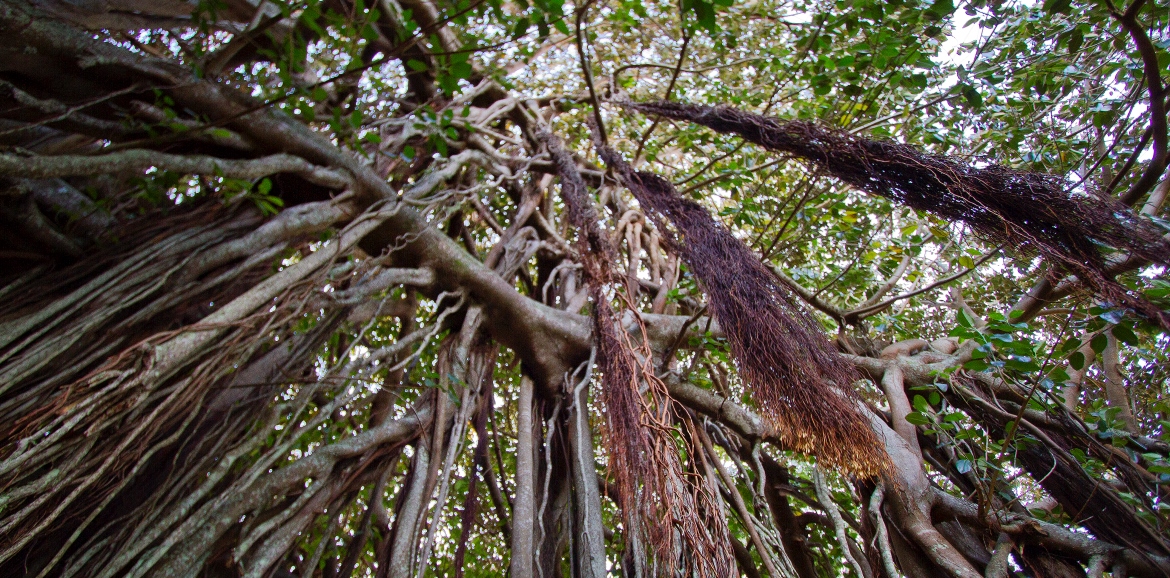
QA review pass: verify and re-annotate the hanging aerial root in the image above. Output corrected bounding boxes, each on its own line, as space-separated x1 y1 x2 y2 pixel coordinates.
621 99 1170 328
536 127 736 577
592 287 736 577
595 143 890 477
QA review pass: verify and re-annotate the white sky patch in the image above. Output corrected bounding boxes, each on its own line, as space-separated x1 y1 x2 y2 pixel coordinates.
938 11 986 71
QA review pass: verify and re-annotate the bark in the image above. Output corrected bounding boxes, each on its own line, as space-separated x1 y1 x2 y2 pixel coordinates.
383 439 431 578
861 407 981 578
511 375 537 578
730 537 763 578
984 534 1012 578
699 427 785 578
813 467 868 578
0 151 349 189
868 484 902 578
879 363 920 454
760 455 820 578
1062 341 1095 411
566 374 607 578
1103 333 1139 432
535 423 572 578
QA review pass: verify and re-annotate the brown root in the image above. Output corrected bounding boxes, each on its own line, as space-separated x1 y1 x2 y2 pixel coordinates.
595 143 890 477
537 127 736 576
621 99 1170 328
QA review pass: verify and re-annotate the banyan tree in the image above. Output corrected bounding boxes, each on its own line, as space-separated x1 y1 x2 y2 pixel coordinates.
1 0 1169 576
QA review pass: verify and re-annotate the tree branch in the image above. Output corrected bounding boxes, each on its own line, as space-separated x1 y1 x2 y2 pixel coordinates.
0 150 350 189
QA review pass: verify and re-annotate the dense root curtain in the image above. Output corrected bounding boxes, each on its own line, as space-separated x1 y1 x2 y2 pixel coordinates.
536 127 735 577
594 144 890 477
621 99 1170 328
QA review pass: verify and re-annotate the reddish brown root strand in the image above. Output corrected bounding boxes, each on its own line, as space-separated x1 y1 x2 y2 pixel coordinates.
622 99 1170 328
537 128 736 576
596 144 889 477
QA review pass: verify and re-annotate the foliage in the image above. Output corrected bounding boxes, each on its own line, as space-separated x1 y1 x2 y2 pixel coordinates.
0 0 1167 575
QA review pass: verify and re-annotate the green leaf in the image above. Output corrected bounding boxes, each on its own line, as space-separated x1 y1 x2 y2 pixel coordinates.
957 308 978 328
1100 309 1125 324
1111 324 1139 347
961 84 983 108
925 0 955 19
450 62 473 80
913 394 930 412
1068 351 1085 370
1090 333 1108 354
1057 337 1081 355
964 359 990 371
684 0 718 33
1006 356 1040 373
401 9 418 32
1043 0 1072 15
512 17 530 38
955 459 972 474
905 412 931 426
1068 28 1084 54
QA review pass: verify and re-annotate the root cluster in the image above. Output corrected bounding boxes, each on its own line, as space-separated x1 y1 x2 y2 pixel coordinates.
596 144 890 477
622 99 1170 328
537 128 735 576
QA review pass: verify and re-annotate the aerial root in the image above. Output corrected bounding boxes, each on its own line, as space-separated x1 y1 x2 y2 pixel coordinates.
595 141 890 478
621 99 1170 329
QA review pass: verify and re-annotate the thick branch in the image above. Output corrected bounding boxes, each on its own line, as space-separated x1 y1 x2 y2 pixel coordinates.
0 150 350 189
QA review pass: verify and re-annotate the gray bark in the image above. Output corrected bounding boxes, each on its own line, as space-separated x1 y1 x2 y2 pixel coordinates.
511 375 536 578
1103 333 1139 432
387 442 431 578
567 378 606 578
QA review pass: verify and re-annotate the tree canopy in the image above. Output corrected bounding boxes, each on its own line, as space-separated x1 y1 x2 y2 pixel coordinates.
0 0 1168 576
